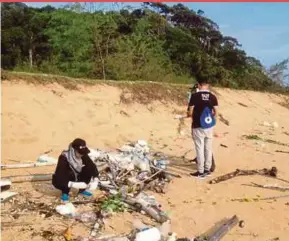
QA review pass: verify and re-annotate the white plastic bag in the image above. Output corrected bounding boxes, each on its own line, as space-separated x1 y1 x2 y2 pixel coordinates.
37 155 57 164
132 153 150 172
88 148 102 161
56 202 77 216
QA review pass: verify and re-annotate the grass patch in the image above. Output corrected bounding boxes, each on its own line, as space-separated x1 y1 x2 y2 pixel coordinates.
2 70 192 105
243 135 262 140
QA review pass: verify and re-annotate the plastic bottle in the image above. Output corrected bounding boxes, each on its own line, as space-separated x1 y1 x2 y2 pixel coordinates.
158 220 171 238
167 232 177 241
132 219 148 231
135 227 161 241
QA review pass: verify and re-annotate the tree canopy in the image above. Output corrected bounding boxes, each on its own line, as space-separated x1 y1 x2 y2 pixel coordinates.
1 2 288 91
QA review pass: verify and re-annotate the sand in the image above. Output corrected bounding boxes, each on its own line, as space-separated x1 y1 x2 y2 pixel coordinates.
1 80 289 240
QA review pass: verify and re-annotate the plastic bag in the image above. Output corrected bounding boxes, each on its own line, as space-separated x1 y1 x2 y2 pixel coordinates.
56 202 77 216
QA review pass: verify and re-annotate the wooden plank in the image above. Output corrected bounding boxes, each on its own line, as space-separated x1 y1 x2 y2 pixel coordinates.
6 174 53 183
0 162 56 169
1 161 107 170
2 164 109 183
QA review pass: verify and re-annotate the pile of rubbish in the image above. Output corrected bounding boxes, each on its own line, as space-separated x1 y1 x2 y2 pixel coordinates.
53 140 189 240
56 201 183 241
88 140 176 195
1 140 246 241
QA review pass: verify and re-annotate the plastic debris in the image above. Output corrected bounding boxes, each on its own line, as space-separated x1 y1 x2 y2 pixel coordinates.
135 227 161 241
56 202 77 216
0 191 18 203
63 227 73 241
37 154 57 164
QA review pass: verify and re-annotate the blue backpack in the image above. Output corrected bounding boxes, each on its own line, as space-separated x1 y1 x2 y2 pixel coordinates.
200 107 216 129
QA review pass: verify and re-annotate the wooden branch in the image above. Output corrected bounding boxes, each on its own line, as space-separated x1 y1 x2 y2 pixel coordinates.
275 150 289 154
105 173 118 189
2 164 108 184
245 182 289 192
209 167 278 184
117 170 131 180
1 162 56 169
150 165 182 178
258 194 289 201
136 169 163 186
218 114 230 126
7 174 53 183
1 161 107 170
232 194 289 202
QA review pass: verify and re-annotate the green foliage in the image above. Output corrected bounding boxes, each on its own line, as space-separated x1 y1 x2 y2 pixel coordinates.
1 2 288 92
243 135 262 140
101 194 126 213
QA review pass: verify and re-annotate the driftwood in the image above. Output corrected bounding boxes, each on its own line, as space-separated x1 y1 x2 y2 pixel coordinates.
1 161 108 170
218 114 230 126
3 164 109 184
259 194 289 201
244 182 289 192
123 196 169 223
150 165 182 178
105 173 119 189
0 162 56 169
275 150 289 154
195 215 239 241
117 170 131 180
4 174 53 183
209 167 278 184
137 169 163 185
232 194 289 202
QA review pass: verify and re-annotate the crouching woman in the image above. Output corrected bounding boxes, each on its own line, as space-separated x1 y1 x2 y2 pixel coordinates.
52 138 99 202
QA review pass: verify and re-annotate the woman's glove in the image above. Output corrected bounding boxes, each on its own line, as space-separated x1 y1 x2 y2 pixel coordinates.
87 177 99 191
68 181 88 189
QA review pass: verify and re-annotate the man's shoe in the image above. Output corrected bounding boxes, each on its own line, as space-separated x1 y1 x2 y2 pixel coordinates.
204 170 212 176
190 172 206 179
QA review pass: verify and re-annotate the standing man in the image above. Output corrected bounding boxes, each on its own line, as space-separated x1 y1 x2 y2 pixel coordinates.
187 83 216 172
187 78 218 178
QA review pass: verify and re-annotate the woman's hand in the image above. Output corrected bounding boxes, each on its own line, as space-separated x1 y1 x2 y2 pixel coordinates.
68 181 88 189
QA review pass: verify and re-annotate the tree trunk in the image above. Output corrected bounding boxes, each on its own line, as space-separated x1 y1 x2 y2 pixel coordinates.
29 48 33 69
29 36 33 69
96 40 105 80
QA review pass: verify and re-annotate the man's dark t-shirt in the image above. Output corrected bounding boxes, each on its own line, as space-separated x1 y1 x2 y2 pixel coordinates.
188 90 218 129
